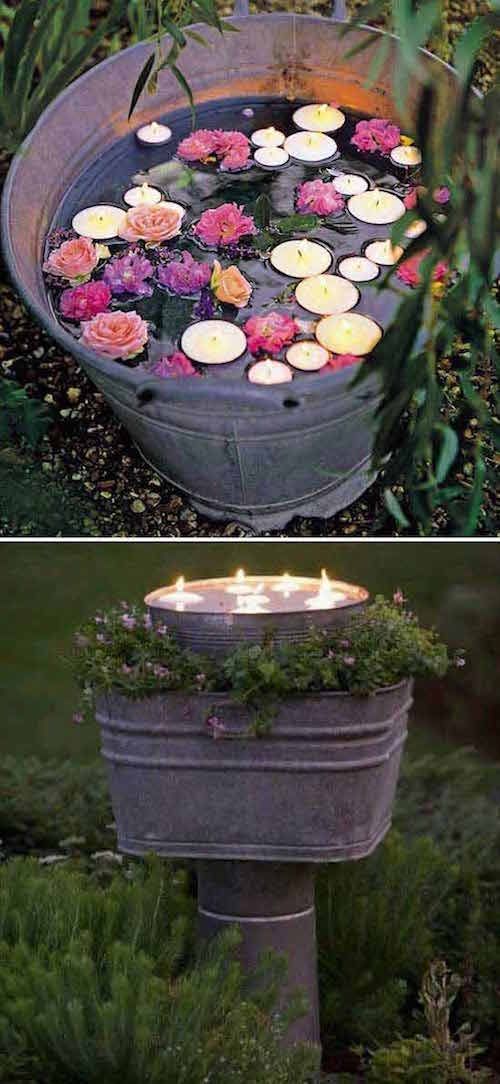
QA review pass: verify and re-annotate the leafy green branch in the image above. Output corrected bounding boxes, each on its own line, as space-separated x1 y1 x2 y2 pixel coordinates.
128 0 237 124
345 0 499 535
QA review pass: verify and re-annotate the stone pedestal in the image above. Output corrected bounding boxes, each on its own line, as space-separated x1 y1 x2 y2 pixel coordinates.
197 860 319 1045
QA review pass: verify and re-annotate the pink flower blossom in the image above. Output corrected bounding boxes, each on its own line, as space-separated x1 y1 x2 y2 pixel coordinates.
177 128 250 171
119 203 184 244
393 589 406 606
351 118 401 156
326 354 360 371
150 351 200 378
194 203 256 247
243 311 298 355
43 236 98 282
157 251 212 294
296 179 345 216
433 186 450 204
403 186 419 210
80 310 148 359
60 281 111 320
214 130 250 171
178 129 218 162
396 250 449 288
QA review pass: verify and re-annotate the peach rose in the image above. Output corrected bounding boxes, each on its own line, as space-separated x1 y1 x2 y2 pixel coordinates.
119 203 184 244
43 237 98 282
211 260 252 308
80 310 148 359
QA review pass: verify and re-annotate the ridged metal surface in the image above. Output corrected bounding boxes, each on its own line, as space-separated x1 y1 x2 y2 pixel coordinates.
1 16 459 529
146 575 368 657
97 681 412 862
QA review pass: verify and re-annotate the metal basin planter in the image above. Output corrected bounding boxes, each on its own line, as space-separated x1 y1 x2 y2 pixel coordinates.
96 679 413 1044
1 11 459 530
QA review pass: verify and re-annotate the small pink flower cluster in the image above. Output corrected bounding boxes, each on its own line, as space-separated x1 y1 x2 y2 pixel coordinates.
194 202 256 247
177 128 250 171
150 351 200 379
60 280 111 320
433 186 450 204
403 186 419 210
243 311 298 356
351 118 401 156
396 250 449 288
296 179 345 216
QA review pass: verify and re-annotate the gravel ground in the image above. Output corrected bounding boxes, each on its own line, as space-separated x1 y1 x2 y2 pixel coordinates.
0 0 497 538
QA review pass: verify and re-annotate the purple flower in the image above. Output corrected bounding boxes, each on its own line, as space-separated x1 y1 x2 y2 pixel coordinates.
157 251 212 295
393 589 406 606
340 639 350 648
72 712 83 725
193 287 215 320
153 664 170 678
150 351 200 379
434 186 450 204
327 649 336 660
156 624 168 636
94 615 104 624
343 656 356 667
121 664 133 674
196 672 206 687
143 614 153 630
121 614 136 631
103 249 154 297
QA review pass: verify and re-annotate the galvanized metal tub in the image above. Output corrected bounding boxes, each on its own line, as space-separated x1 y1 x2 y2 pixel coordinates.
1 14 457 529
97 681 412 862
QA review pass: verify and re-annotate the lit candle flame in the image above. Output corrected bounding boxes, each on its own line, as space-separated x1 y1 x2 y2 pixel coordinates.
175 576 185 594
236 568 246 583
151 121 160 134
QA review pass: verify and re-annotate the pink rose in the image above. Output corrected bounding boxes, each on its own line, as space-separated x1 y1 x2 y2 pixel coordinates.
351 118 401 156
80 309 148 359
119 203 185 244
296 179 345 216
214 130 250 171
59 280 111 320
43 236 98 282
243 311 298 355
403 186 419 210
178 129 218 162
396 250 449 288
194 202 256 247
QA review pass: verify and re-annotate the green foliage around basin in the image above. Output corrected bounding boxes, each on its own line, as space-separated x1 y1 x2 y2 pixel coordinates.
0 858 319 1084
71 596 451 730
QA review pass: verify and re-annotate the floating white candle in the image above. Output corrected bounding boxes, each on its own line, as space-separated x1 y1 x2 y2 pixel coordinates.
348 188 405 225
390 144 422 167
404 218 427 238
181 320 246 365
271 573 302 597
226 569 256 595
305 569 347 609
316 312 382 356
338 256 379 282
251 126 285 147
364 239 403 265
285 341 330 371
123 182 162 207
270 239 332 278
293 103 345 133
254 146 290 169
160 576 203 605
72 204 127 240
284 131 337 163
247 359 293 384
295 274 359 316
136 120 172 145
331 173 369 195
233 595 270 614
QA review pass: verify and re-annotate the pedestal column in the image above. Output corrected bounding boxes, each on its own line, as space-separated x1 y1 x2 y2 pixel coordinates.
197 860 319 1046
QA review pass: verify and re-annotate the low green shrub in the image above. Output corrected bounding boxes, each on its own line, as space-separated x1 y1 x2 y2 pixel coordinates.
316 833 462 1045
0 756 111 852
0 859 319 1084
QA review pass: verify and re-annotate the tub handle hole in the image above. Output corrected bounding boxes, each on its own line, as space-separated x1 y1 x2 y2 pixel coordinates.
282 396 302 409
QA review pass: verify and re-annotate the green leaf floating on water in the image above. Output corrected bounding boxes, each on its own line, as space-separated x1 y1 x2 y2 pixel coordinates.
275 213 318 234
